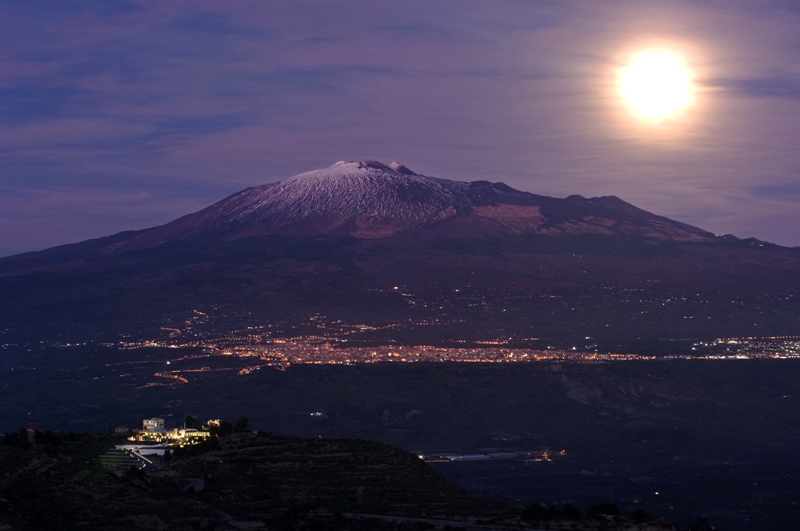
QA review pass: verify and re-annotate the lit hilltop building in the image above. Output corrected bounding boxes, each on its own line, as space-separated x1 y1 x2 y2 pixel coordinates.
129 417 212 445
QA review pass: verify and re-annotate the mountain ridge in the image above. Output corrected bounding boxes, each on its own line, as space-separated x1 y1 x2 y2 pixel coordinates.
1 160 799 345
100 160 715 253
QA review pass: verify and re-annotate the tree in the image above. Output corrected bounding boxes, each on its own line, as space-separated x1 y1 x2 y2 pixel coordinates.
184 415 201 429
234 417 250 433
686 518 717 531
587 504 619 517
1 431 30 450
521 503 582 522
210 420 234 437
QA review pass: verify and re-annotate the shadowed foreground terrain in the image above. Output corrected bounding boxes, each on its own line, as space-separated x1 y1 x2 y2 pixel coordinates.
4 354 800 528
0 432 676 530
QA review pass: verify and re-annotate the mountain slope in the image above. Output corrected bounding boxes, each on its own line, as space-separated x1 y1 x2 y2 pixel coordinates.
1 160 798 346
108 160 713 251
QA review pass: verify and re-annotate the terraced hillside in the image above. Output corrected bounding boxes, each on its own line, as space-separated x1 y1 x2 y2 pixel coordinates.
0 431 676 530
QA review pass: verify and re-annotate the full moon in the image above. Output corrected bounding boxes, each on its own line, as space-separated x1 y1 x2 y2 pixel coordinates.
617 50 695 122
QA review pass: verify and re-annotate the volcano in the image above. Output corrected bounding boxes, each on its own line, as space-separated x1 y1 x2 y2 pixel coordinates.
112 160 713 249
1 160 799 347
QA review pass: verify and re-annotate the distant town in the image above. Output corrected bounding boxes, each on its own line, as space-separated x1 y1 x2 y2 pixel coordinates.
4 307 800 387
122 308 800 363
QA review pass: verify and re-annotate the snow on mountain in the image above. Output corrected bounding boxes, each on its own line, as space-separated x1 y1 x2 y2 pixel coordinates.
114 160 714 250
120 161 471 246
231 160 471 234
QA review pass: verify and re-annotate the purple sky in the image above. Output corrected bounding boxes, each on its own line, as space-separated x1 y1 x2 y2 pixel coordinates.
2 0 800 256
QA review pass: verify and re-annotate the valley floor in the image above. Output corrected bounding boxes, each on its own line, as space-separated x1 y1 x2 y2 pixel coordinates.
3 351 800 529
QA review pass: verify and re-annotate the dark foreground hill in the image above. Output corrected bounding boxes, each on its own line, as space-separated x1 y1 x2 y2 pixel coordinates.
1 160 799 346
0 431 676 530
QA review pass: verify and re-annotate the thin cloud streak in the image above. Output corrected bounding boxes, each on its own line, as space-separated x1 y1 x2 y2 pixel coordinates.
704 77 800 99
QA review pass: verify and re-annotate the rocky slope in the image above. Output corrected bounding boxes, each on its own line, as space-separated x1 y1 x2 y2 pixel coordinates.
110 160 713 250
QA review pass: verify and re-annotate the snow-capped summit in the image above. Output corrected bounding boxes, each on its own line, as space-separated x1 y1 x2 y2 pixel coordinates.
288 160 416 177
115 160 715 250
225 160 469 237
120 161 471 247
388 161 416 175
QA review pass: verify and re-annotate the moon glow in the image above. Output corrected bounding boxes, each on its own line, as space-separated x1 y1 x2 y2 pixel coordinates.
617 50 695 122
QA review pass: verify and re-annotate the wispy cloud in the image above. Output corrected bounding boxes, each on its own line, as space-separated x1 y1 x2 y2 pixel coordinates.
2 0 800 254
751 181 800 197
705 76 800 99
